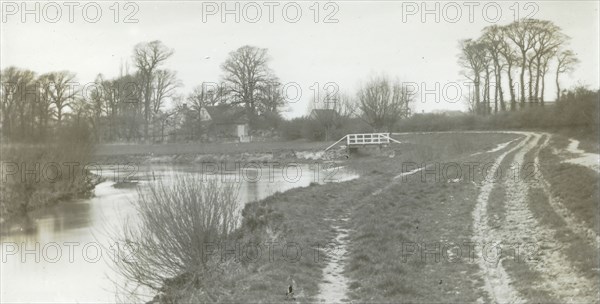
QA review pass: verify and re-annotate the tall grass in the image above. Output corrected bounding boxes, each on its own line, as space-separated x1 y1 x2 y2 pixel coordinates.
110 176 241 301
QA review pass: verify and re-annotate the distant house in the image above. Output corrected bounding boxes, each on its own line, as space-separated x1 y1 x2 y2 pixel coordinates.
203 105 251 142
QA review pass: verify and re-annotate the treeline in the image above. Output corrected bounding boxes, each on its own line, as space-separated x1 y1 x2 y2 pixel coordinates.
1 18 591 144
397 87 598 136
459 18 579 114
0 42 286 143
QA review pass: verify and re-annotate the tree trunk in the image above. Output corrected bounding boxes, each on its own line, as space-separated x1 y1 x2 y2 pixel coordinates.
555 71 561 102
57 109 62 126
493 67 499 114
519 54 527 109
485 68 491 115
507 64 516 111
534 56 542 103
541 73 546 106
527 61 534 105
497 67 505 111
144 80 151 143
475 76 481 113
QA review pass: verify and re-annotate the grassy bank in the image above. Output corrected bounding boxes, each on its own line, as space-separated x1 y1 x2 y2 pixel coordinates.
113 130 597 303
341 133 520 302
0 142 97 221
156 132 520 302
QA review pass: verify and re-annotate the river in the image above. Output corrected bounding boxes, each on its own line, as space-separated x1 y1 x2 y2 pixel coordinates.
0 163 357 303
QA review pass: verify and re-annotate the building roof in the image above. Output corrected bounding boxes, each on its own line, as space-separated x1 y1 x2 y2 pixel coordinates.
204 105 249 125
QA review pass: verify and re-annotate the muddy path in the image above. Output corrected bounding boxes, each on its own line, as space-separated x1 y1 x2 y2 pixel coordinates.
315 131 598 303
472 133 530 303
316 217 351 303
473 131 599 303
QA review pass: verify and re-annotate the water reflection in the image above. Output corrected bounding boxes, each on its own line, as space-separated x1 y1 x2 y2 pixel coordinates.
1 163 357 303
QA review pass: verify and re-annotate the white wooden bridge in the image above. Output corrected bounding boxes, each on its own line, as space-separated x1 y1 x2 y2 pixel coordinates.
325 133 401 151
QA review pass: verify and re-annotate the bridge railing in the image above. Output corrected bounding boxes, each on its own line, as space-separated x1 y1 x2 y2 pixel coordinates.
325 133 401 151
347 133 391 145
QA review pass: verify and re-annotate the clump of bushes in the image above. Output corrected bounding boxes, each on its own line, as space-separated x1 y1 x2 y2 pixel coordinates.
0 140 95 219
111 176 241 302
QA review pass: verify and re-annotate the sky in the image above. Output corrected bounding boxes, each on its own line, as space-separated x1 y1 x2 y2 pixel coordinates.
1 1 599 118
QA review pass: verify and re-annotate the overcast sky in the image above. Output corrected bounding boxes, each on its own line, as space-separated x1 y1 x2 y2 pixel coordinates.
2 1 598 118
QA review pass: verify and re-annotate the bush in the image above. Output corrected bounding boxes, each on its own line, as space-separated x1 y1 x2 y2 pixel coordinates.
0 139 94 219
110 176 241 300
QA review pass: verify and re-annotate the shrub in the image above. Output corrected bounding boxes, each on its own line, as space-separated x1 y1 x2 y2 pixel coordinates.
110 176 241 299
0 140 94 219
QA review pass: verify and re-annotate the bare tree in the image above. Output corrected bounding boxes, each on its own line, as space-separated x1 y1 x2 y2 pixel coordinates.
482 49 493 115
336 92 359 118
187 83 224 110
257 79 285 115
70 96 93 129
99 78 119 141
555 49 579 102
504 19 537 108
529 20 566 105
357 76 413 131
152 69 180 114
84 74 107 142
499 26 520 111
462 19 570 112
184 84 224 140
482 25 506 112
220 45 273 122
0 67 37 139
459 39 487 114
46 71 77 126
36 73 55 138
132 40 174 142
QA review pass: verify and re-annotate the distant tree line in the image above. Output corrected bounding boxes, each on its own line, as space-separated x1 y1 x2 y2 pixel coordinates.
284 75 414 141
2 18 589 143
459 18 579 114
0 42 287 143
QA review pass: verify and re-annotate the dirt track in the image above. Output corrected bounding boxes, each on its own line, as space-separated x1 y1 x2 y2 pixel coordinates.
318 131 599 303
472 131 599 303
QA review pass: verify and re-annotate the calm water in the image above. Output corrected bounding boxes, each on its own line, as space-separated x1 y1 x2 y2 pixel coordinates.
0 163 357 303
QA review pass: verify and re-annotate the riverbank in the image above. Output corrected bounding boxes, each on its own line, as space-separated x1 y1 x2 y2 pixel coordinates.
149 132 517 302
146 130 598 303
0 142 99 223
92 140 354 168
